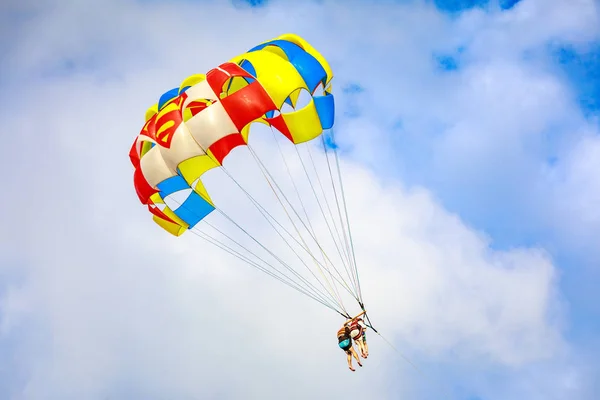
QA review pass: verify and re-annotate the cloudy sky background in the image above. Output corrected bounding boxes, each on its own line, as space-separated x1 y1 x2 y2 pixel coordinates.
1 0 599 399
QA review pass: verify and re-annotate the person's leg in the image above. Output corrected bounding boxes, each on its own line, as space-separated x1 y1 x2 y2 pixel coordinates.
351 347 362 367
357 338 366 357
351 330 364 356
346 351 355 371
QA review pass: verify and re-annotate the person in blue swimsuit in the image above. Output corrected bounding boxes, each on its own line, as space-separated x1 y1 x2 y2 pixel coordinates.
337 321 362 371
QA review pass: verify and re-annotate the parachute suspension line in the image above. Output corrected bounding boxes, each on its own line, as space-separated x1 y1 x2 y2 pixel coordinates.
268 131 332 282
200 219 341 310
321 129 364 309
266 130 347 310
179 126 340 284
244 144 355 304
245 143 350 316
244 142 356 298
162 189 348 317
212 206 349 315
268 130 356 302
212 151 345 283
291 143 360 304
142 113 352 318
330 128 363 304
213 162 350 314
321 134 362 303
192 145 353 315
191 228 337 312
364 318 457 399
297 141 361 299
158 169 348 315
213 165 350 316
365 323 427 378
321 135 354 276
189 228 341 314
304 142 355 285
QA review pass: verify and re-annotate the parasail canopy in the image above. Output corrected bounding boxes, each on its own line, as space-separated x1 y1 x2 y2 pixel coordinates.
129 33 365 319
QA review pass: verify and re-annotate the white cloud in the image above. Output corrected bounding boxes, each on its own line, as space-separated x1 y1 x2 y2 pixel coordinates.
546 128 600 250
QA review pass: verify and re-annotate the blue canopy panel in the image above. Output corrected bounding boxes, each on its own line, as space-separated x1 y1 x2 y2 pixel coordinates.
156 175 215 228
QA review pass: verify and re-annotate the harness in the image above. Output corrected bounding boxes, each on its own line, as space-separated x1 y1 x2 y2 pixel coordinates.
337 326 350 342
350 320 363 340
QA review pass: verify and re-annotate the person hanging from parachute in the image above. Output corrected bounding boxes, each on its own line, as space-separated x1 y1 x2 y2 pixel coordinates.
349 311 368 358
337 319 362 371
357 317 369 357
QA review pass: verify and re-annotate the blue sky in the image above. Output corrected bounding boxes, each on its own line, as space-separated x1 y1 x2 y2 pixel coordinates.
1 0 599 399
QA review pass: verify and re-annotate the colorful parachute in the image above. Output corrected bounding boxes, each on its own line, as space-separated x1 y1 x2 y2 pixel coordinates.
129 34 365 319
